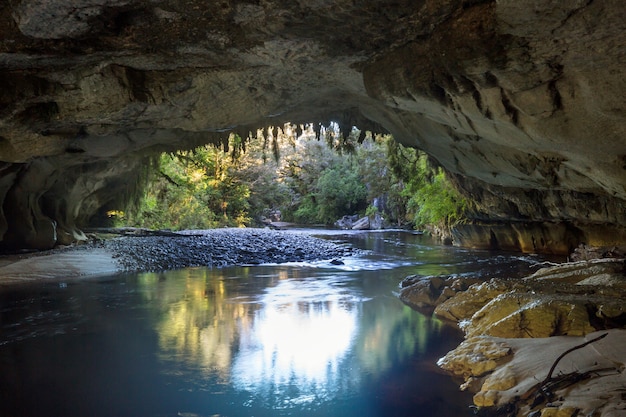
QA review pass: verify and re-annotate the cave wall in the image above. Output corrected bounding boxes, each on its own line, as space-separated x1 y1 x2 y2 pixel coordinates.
0 0 624 251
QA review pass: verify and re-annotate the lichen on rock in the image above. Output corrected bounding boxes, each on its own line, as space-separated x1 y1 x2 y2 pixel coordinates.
437 336 513 380
404 254 626 416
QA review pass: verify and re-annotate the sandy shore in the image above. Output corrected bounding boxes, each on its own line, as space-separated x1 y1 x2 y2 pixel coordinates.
0 228 355 285
0 248 119 285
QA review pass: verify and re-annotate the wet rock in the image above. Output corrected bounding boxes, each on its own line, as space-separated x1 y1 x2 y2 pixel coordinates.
399 278 440 311
369 212 384 230
538 407 580 417
403 256 626 339
399 275 482 314
421 255 626 416
335 215 359 230
481 365 516 392
570 244 626 262
466 294 594 338
439 330 626 416
351 217 370 230
524 258 626 286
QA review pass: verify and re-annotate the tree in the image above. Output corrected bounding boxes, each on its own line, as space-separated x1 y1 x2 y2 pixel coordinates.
387 142 468 230
121 123 469 234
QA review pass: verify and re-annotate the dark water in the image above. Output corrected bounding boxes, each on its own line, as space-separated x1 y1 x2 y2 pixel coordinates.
0 231 552 417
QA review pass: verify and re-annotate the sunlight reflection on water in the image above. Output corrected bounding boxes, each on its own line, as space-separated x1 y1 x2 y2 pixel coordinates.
0 231 504 417
151 264 441 413
231 277 362 407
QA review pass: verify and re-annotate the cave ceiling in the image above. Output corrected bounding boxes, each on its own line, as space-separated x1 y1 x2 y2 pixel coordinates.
0 0 625 250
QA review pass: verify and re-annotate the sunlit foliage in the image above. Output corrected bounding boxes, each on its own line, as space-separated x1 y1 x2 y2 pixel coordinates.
121 123 468 231
126 138 251 229
386 140 468 229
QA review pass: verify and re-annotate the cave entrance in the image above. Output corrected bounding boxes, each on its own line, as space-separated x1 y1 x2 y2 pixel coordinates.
97 122 467 236
100 122 396 230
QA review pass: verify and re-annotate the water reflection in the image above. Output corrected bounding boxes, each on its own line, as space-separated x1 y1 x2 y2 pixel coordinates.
232 277 360 408
0 231 492 417
143 265 443 412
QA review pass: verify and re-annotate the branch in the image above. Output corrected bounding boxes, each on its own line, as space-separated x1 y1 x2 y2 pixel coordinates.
542 332 608 385
159 170 181 187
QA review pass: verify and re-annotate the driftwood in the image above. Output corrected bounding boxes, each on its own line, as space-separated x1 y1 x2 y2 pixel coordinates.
522 333 610 408
543 332 608 385
477 333 614 416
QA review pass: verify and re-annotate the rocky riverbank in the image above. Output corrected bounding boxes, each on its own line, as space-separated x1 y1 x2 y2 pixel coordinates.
106 228 356 271
399 246 626 417
0 228 356 284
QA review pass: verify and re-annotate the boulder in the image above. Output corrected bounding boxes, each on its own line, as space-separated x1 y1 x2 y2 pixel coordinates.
437 336 512 380
434 279 509 322
399 275 481 314
351 216 370 230
465 294 594 338
335 215 359 230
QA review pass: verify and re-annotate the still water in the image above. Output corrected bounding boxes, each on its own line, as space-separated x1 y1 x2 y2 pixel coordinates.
0 231 550 417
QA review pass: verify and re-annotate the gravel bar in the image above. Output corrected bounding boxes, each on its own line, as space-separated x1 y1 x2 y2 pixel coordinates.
102 228 356 272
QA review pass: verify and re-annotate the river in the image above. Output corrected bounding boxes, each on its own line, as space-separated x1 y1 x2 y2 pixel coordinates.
0 230 552 417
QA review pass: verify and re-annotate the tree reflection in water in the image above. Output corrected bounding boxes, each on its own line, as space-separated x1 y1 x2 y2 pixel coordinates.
140 264 444 411
232 277 360 407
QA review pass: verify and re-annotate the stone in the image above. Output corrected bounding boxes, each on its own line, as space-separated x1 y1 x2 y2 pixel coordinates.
539 407 580 417
0 0 624 250
465 295 594 338
399 277 441 311
437 330 626 416
437 336 512 379
335 215 359 230
481 365 516 392
525 259 626 285
369 212 384 230
399 274 479 313
351 216 370 230
473 390 499 408
434 279 509 322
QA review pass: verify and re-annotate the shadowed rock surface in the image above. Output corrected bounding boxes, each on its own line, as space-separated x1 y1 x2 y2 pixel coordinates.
0 0 625 250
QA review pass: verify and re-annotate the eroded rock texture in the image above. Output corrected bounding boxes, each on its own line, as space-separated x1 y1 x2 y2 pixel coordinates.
0 0 625 250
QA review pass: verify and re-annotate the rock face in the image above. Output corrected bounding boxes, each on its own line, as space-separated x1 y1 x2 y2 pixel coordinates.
400 258 626 415
0 0 625 250
400 258 626 338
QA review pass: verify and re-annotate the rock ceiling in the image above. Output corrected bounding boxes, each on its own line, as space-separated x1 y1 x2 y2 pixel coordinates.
0 0 625 250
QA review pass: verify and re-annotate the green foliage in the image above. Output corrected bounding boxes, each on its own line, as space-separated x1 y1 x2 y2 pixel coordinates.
280 128 369 225
292 195 319 224
356 134 409 225
388 146 468 230
122 123 469 233
315 157 368 224
365 204 378 218
407 168 468 228
126 136 251 230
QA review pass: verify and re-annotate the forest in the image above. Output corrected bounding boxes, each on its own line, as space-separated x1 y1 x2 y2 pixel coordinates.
115 124 469 235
